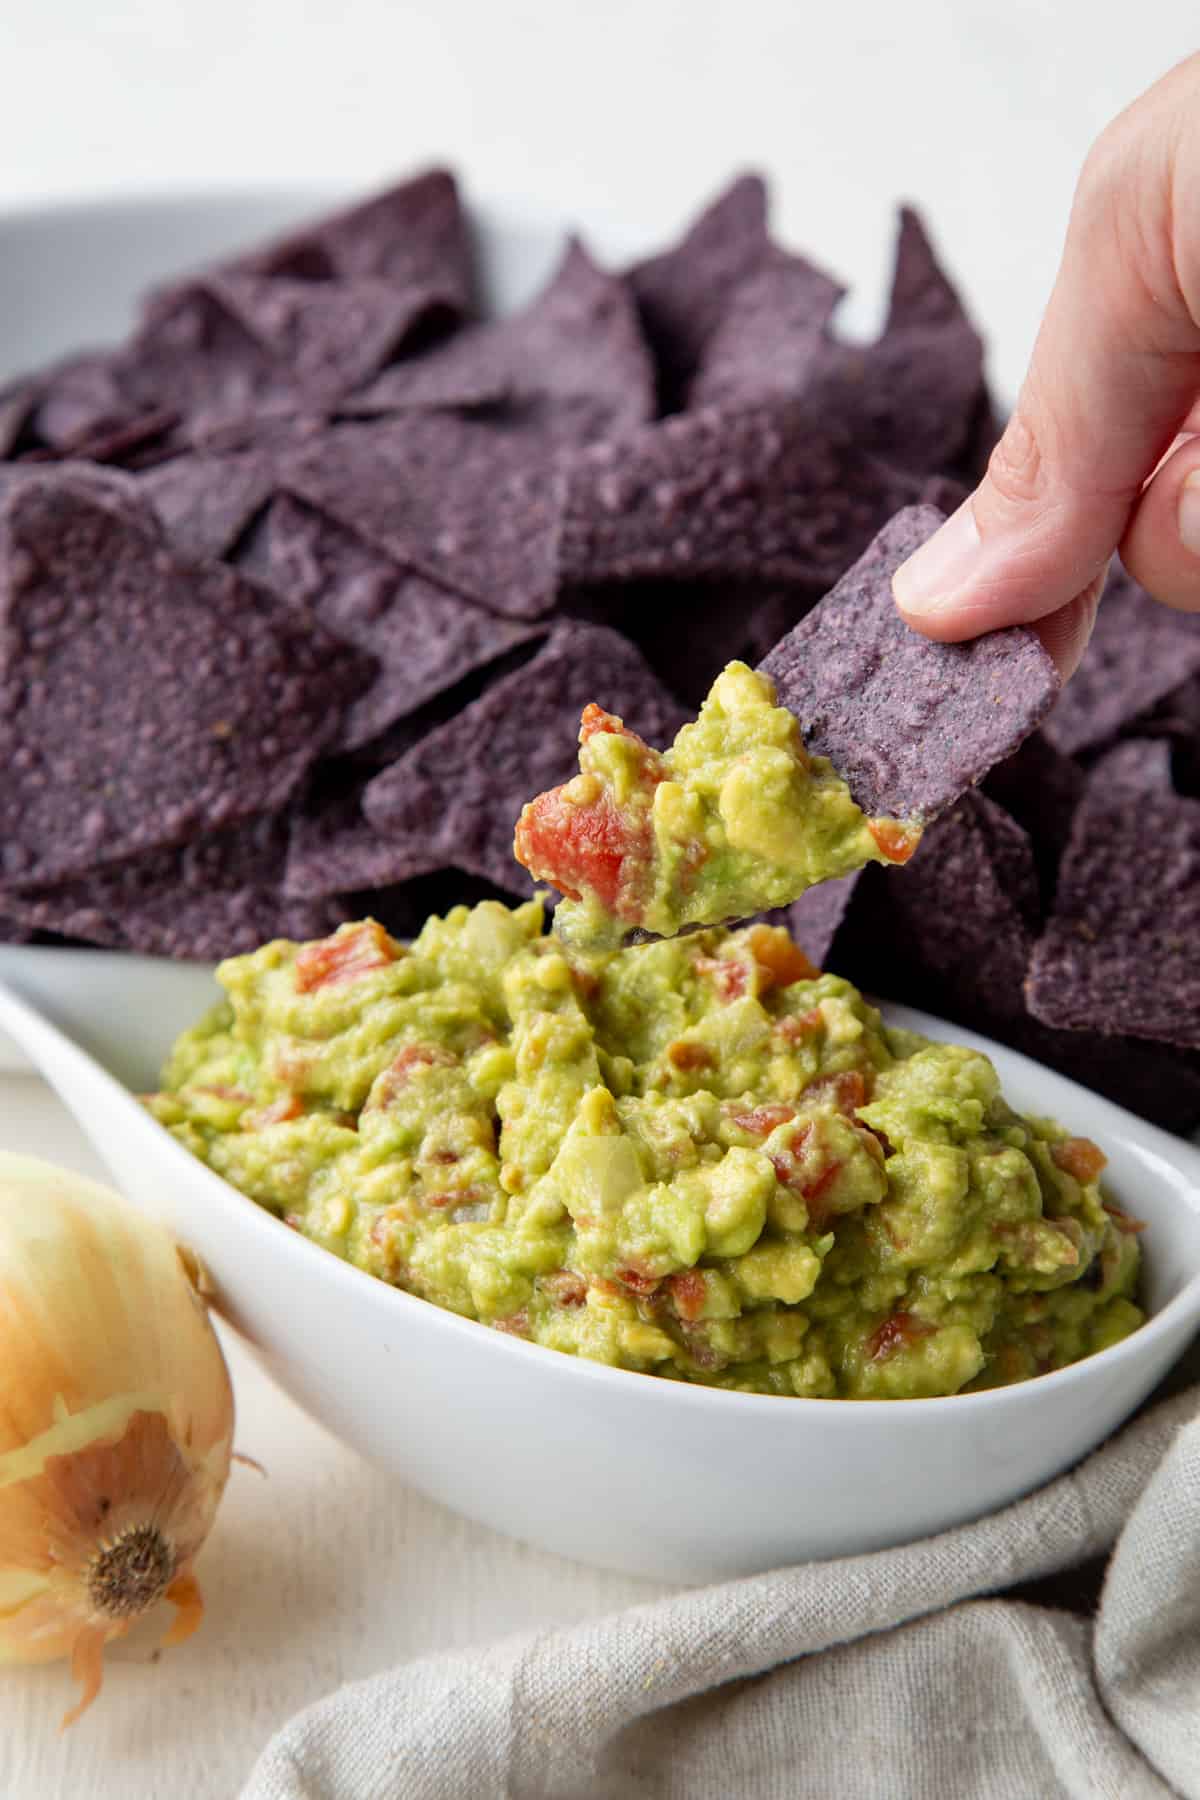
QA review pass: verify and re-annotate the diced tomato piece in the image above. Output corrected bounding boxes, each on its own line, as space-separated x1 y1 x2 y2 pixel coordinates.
667 1269 708 1321
493 1309 530 1338
1051 1137 1108 1184
866 1311 936 1360
805 1068 869 1113
728 1102 797 1138
868 819 922 864
294 920 398 992
580 703 635 742
696 956 748 1003
542 1269 588 1307
774 1008 824 1046
243 1092 303 1131
768 1124 813 1187
515 787 643 913
615 1265 662 1297
745 924 819 991
370 1044 457 1109
198 1083 251 1103
1102 1203 1147 1235
666 1039 716 1072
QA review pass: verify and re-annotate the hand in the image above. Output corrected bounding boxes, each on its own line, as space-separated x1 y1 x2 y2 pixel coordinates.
893 53 1200 677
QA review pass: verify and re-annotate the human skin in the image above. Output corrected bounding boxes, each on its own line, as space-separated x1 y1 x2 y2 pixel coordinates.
892 53 1200 676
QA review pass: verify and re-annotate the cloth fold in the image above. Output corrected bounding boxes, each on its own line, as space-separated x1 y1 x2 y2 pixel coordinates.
242 1374 1200 1800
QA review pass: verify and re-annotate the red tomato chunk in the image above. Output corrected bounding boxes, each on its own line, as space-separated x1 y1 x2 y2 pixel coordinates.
294 920 398 992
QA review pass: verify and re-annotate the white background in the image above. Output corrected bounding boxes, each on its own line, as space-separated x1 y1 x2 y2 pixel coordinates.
0 5 1196 1796
0 4 1195 400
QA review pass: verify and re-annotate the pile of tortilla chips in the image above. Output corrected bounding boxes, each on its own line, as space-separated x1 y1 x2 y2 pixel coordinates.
2 168 1198 1131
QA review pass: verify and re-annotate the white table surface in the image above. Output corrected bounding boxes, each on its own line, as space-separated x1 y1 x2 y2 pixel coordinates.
0 5 1197 1794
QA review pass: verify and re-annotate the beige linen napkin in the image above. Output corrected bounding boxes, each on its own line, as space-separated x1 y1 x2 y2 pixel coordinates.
241 1357 1200 1800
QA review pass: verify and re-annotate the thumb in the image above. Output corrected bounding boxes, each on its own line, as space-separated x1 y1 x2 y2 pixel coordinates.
894 54 1200 641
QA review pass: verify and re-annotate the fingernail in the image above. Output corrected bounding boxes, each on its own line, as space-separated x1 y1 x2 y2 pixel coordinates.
1178 472 1200 557
892 500 982 618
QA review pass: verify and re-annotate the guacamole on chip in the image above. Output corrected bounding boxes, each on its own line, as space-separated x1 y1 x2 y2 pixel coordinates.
514 662 920 949
149 900 1144 1399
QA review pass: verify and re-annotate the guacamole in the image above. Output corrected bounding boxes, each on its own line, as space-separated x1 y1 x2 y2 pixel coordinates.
513 662 921 951
147 900 1144 1399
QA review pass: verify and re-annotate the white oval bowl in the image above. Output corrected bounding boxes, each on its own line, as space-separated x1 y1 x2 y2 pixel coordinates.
1 193 1198 1583
0 947 1198 1584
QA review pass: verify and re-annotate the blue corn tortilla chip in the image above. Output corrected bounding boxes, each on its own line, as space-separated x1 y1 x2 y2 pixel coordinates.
283 778 439 901
1025 741 1200 1047
361 623 688 893
222 169 474 304
981 730 1085 909
782 872 862 969
628 174 770 411
120 273 457 443
887 205 971 330
0 476 371 886
136 449 276 562
348 239 655 433
0 815 344 959
558 401 925 592
276 409 575 620
688 245 844 407
243 495 544 749
564 574 819 711
0 379 39 458
759 505 1060 819
831 789 1200 1133
801 209 987 478
1041 562 1200 757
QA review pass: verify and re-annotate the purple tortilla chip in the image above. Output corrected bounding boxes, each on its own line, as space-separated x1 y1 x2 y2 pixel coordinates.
758 505 1060 819
117 286 295 440
628 174 770 410
832 791 1200 1132
348 239 655 433
801 209 986 478
782 873 861 970
222 169 474 308
245 495 544 749
277 411 570 620
1026 741 1200 1047
137 449 276 562
27 352 136 452
122 272 454 441
197 272 456 398
0 476 370 886
0 380 40 459
886 206 972 332
0 815 344 959
361 623 688 893
981 730 1085 908
282 778 438 900
1138 673 1200 795
558 401 925 592
1042 562 1200 758
841 792 1038 1017
565 574 816 711
690 246 844 407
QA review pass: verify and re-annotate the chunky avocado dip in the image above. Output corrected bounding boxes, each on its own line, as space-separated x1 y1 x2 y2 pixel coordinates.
147 900 1144 1399
514 663 921 951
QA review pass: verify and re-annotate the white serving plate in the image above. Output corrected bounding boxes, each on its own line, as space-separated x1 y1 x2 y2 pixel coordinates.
1 193 1199 1585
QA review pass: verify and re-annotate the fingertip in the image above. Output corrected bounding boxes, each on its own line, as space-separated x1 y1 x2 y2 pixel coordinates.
1119 435 1200 613
1032 575 1105 681
891 500 983 629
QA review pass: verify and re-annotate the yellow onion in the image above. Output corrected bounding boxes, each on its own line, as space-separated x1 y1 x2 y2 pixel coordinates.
0 1153 234 1726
